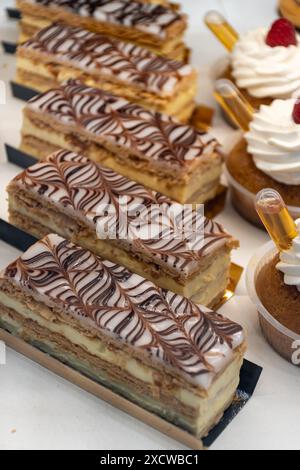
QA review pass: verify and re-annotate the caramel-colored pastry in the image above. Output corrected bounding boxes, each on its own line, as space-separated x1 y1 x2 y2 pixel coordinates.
227 139 300 208
254 217 300 363
20 81 223 205
0 233 246 438
226 97 300 225
7 150 238 306
257 254 300 336
279 0 300 28
16 0 188 60
16 23 197 122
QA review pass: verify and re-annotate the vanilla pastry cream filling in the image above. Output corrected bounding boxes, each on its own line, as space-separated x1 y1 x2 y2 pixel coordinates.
16 57 197 120
16 22 193 98
18 0 186 41
0 233 245 436
18 12 187 59
20 117 222 204
0 293 244 435
16 19 196 120
8 193 231 305
19 22 187 61
10 209 230 307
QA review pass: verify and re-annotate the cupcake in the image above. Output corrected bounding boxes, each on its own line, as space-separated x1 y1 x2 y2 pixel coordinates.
279 0 300 28
227 97 300 225
257 246 300 337
224 18 300 108
247 203 300 365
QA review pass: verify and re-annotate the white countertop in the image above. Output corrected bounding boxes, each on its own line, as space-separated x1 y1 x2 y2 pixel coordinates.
1 0 300 451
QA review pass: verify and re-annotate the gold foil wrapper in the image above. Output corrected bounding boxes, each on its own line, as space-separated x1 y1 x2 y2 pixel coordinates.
190 104 215 132
226 262 243 302
216 262 244 309
205 185 228 219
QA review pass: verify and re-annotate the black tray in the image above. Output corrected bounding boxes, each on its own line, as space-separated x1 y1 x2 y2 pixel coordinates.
1 41 17 54
10 81 39 101
6 7 21 20
6 144 37 169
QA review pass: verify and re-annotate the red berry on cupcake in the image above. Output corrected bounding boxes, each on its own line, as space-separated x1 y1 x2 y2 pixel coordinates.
266 19 297 47
292 99 300 124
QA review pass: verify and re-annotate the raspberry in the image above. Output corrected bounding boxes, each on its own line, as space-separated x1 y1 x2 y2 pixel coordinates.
266 19 297 47
292 99 300 124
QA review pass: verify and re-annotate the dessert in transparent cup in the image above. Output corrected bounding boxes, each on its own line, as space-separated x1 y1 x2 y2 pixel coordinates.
246 241 300 365
225 166 300 227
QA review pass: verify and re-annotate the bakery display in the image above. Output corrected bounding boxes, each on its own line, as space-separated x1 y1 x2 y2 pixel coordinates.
279 0 300 28
206 12 300 108
15 23 197 122
247 188 300 364
16 0 188 61
0 233 246 437
20 80 223 205
7 149 238 306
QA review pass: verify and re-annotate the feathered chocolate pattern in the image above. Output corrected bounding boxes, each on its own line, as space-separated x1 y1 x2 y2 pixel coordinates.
4 233 244 387
20 23 192 95
13 150 231 276
27 80 218 168
22 0 184 39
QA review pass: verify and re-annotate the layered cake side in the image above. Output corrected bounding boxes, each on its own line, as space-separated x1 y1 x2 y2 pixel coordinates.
7 150 238 307
257 253 300 335
20 81 223 205
16 23 197 122
16 0 188 60
0 233 246 438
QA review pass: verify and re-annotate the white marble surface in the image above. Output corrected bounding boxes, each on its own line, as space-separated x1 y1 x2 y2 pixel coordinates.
0 0 300 451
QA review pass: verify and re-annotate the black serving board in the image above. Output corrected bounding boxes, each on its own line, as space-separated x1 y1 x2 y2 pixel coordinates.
6 7 21 20
10 81 39 101
1 41 17 54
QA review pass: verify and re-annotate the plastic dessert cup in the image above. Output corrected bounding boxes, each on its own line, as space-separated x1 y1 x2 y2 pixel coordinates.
246 241 300 366
225 166 300 227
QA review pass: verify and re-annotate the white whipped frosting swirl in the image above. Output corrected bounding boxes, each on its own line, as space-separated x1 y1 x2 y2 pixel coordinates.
232 27 300 99
246 98 300 185
277 219 300 290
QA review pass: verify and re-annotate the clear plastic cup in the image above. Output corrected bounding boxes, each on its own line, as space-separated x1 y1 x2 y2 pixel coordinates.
246 241 300 366
225 166 300 227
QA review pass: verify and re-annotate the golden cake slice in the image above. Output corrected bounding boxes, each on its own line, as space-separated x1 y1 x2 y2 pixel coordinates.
17 0 188 60
20 81 223 205
0 233 246 438
7 150 238 306
16 23 197 122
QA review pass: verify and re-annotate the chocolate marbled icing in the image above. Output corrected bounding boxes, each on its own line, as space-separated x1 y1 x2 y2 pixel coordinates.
11 150 233 277
26 81 219 169
19 23 193 96
2 233 244 387
20 0 185 39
